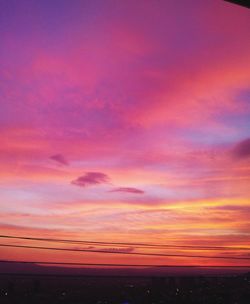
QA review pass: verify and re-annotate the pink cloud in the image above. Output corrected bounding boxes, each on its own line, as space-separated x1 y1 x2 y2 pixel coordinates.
109 187 144 194
232 138 250 159
71 172 110 188
50 154 69 166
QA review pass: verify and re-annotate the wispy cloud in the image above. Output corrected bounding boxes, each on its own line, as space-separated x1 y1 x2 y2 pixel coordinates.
71 172 110 187
206 205 250 212
110 187 144 194
50 154 69 166
232 138 250 159
85 246 134 253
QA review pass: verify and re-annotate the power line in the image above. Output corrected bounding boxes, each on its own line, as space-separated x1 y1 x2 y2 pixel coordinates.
1 243 250 260
0 260 249 268
0 234 249 251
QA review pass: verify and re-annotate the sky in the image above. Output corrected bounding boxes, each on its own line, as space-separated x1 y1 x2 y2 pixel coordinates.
0 0 250 268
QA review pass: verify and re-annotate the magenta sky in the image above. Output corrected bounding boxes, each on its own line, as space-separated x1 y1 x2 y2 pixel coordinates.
0 0 250 266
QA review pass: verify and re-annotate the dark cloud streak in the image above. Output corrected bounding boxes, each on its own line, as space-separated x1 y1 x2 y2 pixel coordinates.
110 187 144 194
50 154 69 166
232 138 250 159
71 172 110 187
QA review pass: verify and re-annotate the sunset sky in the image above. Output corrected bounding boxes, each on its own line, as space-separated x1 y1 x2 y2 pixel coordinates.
0 0 250 267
